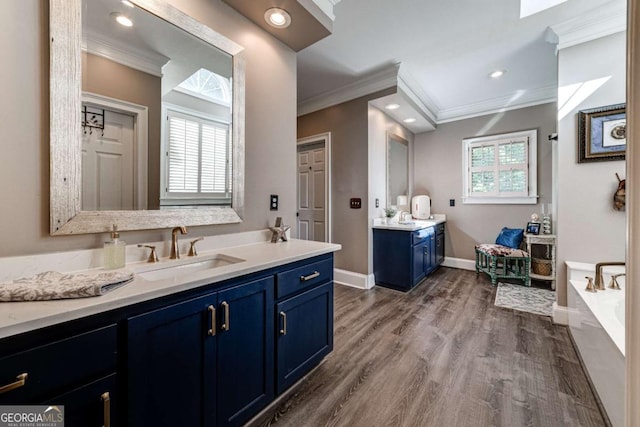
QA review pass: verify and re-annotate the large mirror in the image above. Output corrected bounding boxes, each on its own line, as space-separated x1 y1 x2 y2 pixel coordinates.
386 133 409 209
50 0 245 235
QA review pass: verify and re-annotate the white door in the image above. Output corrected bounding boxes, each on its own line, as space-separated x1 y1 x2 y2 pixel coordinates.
82 107 135 211
297 145 326 241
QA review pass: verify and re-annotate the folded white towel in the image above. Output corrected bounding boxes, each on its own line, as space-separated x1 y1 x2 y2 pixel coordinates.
0 271 134 302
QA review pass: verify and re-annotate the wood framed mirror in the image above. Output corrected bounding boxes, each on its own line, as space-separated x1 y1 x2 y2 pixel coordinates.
49 0 245 235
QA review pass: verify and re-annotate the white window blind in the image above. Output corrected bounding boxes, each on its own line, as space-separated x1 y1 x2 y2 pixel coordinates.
463 130 537 204
164 110 231 205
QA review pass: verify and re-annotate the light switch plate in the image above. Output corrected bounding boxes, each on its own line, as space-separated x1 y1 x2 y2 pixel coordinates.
350 198 362 209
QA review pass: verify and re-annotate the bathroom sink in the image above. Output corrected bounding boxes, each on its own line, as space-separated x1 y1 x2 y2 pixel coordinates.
135 254 245 281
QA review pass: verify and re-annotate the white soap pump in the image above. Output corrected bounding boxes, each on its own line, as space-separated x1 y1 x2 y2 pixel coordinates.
104 224 126 269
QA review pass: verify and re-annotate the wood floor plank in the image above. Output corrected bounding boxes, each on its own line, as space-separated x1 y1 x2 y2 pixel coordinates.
255 268 607 427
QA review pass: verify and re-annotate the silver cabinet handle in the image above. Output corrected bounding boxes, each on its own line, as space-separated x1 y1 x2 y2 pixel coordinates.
207 305 216 336
279 311 287 335
221 301 230 331
101 392 111 427
300 271 320 282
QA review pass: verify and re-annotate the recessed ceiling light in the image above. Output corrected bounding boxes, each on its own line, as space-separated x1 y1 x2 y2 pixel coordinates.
490 70 506 79
111 12 133 27
264 8 291 28
403 118 416 123
385 103 400 110
121 0 135 7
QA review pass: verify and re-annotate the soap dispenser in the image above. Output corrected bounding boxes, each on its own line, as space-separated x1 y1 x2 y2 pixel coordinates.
104 224 126 269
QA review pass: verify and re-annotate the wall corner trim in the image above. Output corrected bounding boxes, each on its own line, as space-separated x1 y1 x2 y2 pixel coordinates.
441 257 476 271
552 302 569 325
334 268 375 290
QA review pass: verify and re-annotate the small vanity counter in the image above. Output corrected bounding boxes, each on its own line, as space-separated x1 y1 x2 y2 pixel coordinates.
373 215 446 291
0 236 340 339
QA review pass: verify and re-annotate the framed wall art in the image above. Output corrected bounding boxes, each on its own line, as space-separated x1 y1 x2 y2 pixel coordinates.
578 103 626 163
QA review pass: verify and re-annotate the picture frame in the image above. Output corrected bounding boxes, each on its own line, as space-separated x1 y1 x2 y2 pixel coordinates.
526 222 540 235
578 103 626 163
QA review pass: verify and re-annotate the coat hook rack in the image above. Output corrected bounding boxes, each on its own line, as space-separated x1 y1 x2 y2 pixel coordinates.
81 106 105 137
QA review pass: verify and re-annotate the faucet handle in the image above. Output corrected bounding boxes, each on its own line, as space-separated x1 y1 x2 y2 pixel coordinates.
188 237 204 257
138 244 159 263
585 276 597 293
609 273 625 290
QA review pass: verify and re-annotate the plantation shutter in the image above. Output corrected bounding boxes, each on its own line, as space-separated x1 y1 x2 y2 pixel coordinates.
166 110 231 204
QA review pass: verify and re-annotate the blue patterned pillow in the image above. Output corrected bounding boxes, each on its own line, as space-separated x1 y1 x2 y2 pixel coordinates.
495 227 524 249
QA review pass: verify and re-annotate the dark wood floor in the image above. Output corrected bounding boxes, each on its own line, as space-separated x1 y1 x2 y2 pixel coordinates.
256 267 607 427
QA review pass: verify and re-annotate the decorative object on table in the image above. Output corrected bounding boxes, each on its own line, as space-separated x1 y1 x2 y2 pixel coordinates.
614 173 626 211
541 215 551 234
494 282 555 316
578 103 626 163
269 217 290 243
383 207 397 224
526 222 540 235
530 213 540 222
0 270 134 302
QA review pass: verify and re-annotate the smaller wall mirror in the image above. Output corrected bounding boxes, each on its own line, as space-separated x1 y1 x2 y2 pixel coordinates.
386 133 409 209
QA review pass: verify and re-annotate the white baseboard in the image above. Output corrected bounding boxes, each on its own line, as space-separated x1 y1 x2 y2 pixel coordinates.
552 302 569 325
441 257 476 271
334 268 375 290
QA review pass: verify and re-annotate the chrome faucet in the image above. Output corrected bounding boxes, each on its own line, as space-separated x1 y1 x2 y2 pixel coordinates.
170 226 188 259
594 261 625 291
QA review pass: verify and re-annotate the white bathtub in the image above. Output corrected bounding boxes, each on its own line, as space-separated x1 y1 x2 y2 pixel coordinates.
566 261 625 427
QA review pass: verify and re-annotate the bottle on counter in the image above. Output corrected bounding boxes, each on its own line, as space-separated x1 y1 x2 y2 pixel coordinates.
104 224 126 269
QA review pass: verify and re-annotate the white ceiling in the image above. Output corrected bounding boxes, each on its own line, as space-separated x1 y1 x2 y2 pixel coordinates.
297 0 621 128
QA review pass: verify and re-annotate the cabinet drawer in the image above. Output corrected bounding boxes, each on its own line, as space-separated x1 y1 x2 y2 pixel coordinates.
46 374 117 427
0 324 117 404
413 228 432 245
276 257 333 299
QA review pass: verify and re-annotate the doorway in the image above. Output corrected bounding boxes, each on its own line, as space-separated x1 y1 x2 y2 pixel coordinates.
81 92 149 210
296 133 331 242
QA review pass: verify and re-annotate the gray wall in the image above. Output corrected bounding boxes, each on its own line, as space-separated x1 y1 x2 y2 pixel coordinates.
413 103 556 261
297 88 395 275
556 32 626 306
0 0 297 257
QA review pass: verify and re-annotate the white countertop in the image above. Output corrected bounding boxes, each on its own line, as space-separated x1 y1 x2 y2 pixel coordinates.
372 214 446 231
0 238 340 339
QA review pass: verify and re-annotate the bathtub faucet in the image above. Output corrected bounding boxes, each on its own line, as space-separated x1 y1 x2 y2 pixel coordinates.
594 261 625 291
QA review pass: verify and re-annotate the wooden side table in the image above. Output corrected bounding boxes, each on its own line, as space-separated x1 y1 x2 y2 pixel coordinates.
524 233 556 290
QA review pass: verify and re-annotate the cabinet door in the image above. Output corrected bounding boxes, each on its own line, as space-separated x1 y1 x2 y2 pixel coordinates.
127 293 217 427
217 277 274 427
46 374 116 427
276 282 333 394
436 232 445 265
412 243 426 285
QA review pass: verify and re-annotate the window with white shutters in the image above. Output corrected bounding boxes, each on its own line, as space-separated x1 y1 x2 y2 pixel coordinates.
462 129 537 204
162 109 231 205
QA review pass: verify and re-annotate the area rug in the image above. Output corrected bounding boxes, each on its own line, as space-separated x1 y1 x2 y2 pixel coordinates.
495 282 555 316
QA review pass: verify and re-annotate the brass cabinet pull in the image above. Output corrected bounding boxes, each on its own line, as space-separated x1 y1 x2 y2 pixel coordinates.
221 301 230 331
300 271 320 282
279 311 287 335
207 305 216 336
101 392 111 427
0 373 28 395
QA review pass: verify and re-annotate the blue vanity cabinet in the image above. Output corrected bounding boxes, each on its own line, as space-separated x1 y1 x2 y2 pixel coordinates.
275 255 334 395
0 324 118 426
127 292 218 427
373 224 444 291
127 276 274 427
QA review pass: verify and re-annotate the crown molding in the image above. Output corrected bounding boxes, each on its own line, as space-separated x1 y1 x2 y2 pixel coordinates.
297 64 400 116
397 72 438 125
307 0 342 21
546 0 626 51
83 30 169 77
436 84 557 123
